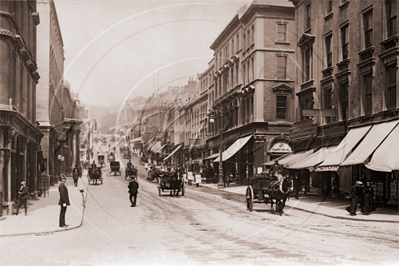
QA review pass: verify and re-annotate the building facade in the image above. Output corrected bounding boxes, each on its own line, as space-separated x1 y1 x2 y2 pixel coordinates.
207 0 296 182
36 0 81 185
290 0 398 203
0 0 43 215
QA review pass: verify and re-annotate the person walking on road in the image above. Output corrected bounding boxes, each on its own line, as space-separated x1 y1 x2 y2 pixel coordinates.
15 181 29 216
58 175 70 227
346 181 363 216
128 177 139 207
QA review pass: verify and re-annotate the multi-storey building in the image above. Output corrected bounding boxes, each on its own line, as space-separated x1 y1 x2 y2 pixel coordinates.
0 0 43 215
36 0 81 184
289 0 398 203
207 0 296 182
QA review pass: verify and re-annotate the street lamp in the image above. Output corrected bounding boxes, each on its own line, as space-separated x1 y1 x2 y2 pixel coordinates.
209 110 225 189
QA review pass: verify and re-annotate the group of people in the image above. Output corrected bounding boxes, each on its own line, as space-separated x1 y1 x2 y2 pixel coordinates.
346 180 376 216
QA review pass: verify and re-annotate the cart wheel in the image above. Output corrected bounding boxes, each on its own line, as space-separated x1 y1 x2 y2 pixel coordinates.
158 187 161 196
246 186 253 211
181 187 185 196
88 178 91 185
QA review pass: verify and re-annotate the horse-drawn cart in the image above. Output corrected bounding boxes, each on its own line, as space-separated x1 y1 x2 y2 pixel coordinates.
125 167 137 180
246 176 293 215
157 171 184 196
88 166 103 185
110 161 121 176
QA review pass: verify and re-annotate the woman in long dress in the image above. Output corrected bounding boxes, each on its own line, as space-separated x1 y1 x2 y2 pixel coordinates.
362 181 376 215
346 181 363 216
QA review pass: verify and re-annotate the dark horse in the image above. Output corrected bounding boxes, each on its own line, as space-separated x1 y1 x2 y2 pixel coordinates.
267 175 294 215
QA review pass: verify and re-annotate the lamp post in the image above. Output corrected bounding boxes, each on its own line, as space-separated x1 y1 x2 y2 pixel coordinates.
209 111 225 189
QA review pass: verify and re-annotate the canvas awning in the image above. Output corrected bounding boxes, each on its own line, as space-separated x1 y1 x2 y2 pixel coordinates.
204 153 220 160
154 144 167 153
214 135 252 162
130 136 142 143
149 141 161 152
316 125 372 171
289 146 337 170
163 144 183 161
365 122 399 172
263 153 293 166
263 149 315 168
341 120 399 167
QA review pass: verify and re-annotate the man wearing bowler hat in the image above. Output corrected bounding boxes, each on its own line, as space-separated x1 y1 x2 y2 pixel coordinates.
15 181 29 215
58 174 70 227
128 177 139 207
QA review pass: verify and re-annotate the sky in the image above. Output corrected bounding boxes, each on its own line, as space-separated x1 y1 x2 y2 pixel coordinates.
54 0 254 108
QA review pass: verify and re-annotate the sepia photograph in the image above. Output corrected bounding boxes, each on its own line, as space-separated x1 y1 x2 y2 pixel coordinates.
0 0 398 265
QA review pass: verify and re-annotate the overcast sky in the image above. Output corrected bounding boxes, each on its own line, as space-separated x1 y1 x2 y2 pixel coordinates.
54 0 254 108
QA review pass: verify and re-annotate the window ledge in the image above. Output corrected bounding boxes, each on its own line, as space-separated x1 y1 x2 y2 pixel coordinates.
275 41 290 45
339 1 349 10
324 12 333 21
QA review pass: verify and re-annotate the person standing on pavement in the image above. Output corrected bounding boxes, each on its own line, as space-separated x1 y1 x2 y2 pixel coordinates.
15 181 29 215
361 181 376 215
346 181 363 216
128 177 139 207
58 175 70 227
72 165 80 187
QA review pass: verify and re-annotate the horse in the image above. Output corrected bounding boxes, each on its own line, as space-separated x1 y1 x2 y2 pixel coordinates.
267 174 294 215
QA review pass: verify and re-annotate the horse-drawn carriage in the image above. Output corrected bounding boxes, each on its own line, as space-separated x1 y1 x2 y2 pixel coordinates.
157 170 184 196
97 154 105 168
246 175 293 215
108 152 115 162
125 167 137 180
147 166 162 182
88 166 103 185
110 161 121 176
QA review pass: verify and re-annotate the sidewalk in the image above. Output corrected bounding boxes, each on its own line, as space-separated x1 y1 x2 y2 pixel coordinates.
0 177 86 237
198 182 399 223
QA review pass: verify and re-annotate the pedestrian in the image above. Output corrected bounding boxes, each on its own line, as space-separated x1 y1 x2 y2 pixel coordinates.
58 174 70 227
15 181 29 216
293 173 300 199
73 164 80 187
346 181 363 216
223 168 231 188
128 177 139 207
361 181 376 215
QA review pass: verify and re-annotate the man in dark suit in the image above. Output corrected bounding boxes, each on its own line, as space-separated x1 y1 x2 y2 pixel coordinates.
128 177 139 207
58 175 70 227
15 181 29 215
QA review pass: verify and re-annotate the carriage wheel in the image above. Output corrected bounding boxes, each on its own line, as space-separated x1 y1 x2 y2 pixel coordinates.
88 178 91 185
181 187 185 196
246 186 253 212
158 187 161 196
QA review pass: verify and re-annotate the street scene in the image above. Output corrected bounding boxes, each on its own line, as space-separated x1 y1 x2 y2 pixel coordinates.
0 0 399 266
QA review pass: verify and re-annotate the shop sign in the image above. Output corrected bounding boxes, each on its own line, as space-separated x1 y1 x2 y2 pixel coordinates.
270 141 292 153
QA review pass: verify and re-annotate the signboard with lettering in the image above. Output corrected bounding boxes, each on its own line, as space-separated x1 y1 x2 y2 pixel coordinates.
270 141 292 153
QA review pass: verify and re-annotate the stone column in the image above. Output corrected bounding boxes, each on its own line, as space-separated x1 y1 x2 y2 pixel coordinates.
21 139 28 183
6 128 16 215
31 143 38 199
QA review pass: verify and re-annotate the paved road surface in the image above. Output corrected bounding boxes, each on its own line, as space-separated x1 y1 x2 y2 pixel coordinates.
1 156 398 266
